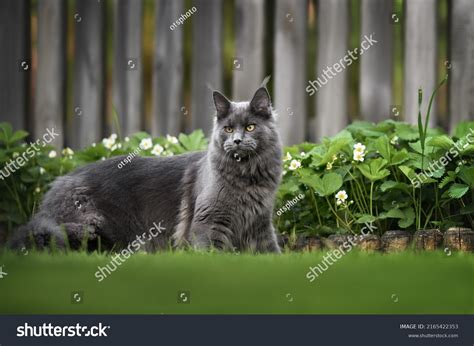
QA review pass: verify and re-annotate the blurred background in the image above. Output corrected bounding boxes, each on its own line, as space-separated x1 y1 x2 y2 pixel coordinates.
0 0 472 148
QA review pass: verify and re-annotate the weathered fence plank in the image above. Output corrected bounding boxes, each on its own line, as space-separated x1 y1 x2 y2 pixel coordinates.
0 0 30 131
35 0 66 146
315 0 349 139
449 0 474 129
360 0 393 122
71 0 105 149
113 0 143 136
403 0 437 126
274 0 307 145
191 0 223 134
232 0 265 101
152 0 184 136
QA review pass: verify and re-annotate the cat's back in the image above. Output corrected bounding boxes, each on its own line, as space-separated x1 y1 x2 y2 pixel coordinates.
80 151 205 188
43 151 206 209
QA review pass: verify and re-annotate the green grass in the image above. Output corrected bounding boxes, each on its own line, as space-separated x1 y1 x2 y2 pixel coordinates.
0 250 472 314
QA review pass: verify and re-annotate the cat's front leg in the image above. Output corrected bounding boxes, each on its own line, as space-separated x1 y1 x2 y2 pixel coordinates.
255 223 281 254
190 222 235 251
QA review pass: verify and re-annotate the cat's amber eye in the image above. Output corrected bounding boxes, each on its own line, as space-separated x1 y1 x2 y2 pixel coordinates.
224 126 233 133
245 124 256 132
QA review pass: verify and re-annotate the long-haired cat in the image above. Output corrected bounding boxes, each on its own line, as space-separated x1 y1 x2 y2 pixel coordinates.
9 86 282 253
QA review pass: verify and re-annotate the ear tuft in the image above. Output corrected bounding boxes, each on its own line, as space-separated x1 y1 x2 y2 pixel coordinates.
250 87 272 117
213 91 231 118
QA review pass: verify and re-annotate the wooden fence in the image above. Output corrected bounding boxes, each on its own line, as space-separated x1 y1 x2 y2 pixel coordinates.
0 0 473 149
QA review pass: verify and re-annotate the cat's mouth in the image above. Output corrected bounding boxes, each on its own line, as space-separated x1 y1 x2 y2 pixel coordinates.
222 141 258 162
225 147 253 162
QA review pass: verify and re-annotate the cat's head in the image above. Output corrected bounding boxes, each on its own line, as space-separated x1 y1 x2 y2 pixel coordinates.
211 87 280 161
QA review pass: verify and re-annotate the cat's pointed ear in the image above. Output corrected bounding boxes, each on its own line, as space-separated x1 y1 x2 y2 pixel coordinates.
250 87 272 117
213 91 231 119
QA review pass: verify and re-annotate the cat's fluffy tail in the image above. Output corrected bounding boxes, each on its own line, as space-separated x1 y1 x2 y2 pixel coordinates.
7 215 68 251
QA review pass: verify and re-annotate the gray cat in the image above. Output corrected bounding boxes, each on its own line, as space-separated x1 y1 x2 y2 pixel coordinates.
8 86 282 253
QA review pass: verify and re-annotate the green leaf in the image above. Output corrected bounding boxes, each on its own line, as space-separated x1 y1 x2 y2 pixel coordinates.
132 131 152 141
406 152 432 170
0 122 13 143
357 158 390 182
379 180 410 193
439 171 456 189
396 124 419 141
355 214 377 224
448 184 469 199
458 166 474 188
427 135 454 150
398 165 417 181
300 172 342 197
379 208 405 219
398 207 415 228
374 136 391 160
178 130 208 152
408 140 435 155
9 130 29 144
319 136 352 165
389 149 409 166
460 144 474 155
454 121 474 139
299 174 323 191
430 167 445 178
278 176 300 196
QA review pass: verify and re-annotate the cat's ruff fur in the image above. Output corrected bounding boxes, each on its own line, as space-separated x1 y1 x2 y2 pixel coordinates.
8 87 283 253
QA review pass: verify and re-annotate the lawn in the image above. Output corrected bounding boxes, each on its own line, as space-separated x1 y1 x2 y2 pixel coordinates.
0 250 472 314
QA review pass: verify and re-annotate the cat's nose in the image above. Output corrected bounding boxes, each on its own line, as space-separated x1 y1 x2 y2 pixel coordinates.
234 138 242 145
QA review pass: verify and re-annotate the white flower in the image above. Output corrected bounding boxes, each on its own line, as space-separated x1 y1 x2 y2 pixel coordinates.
300 152 306 157
48 150 57 158
139 138 153 150
101 157 106 161
353 143 366 162
166 135 179 145
92 143 96 147
102 134 116 150
39 167 46 175
390 136 399 145
288 159 301 171
124 137 130 142
62 147 74 156
102 138 113 149
282 170 287 176
335 190 348 203
283 152 292 162
353 143 366 153
35 187 41 194
117 143 122 149
151 144 164 156
111 144 118 151
326 162 333 170
336 200 342 206
353 151 365 162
